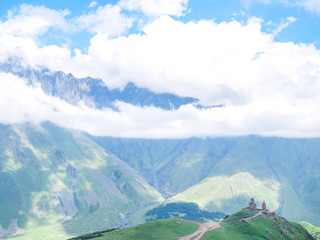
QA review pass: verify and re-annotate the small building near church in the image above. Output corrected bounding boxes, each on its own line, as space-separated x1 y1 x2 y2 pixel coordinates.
262 200 266 210
248 197 257 210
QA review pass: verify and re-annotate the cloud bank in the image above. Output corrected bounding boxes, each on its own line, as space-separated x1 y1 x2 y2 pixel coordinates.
75 4 133 36
0 4 70 38
1 1 320 138
2 71 320 139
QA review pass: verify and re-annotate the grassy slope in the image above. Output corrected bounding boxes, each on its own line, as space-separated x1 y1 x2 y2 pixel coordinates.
203 219 313 240
69 218 198 240
203 210 314 240
0 122 163 239
300 221 320 239
171 172 281 214
68 211 314 240
3 125 320 239
223 208 257 222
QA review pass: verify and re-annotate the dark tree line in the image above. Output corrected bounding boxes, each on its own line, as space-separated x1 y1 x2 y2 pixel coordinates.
145 202 225 222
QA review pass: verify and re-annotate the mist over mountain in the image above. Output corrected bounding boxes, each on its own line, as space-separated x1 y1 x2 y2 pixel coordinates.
0 59 198 111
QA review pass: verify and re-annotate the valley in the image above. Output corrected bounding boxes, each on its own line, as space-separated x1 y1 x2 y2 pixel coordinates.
1 122 320 239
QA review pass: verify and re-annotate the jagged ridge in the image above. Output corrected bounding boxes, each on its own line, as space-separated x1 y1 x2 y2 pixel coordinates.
0 59 198 110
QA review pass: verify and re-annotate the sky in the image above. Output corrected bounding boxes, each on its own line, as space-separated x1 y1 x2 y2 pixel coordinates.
1 0 320 138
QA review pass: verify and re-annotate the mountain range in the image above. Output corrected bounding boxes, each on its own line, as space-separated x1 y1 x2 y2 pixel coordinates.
0 60 320 239
0 122 162 239
91 135 320 226
1 122 320 239
0 59 198 110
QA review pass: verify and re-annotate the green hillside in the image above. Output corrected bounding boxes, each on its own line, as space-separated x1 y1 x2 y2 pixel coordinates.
0 122 163 239
2 123 320 239
92 136 320 225
300 221 320 239
203 209 314 240
68 209 314 240
68 218 198 240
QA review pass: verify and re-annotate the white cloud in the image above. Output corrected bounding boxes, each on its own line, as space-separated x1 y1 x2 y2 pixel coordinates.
273 16 297 35
0 33 72 67
0 3 133 43
75 4 133 36
0 4 70 38
89 1 98 8
76 16 274 105
2 71 320 139
118 0 189 17
2 5 320 138
296 0 320 13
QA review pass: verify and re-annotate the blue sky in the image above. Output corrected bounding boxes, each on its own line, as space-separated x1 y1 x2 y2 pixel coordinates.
2 0 320 50
186 0 320 47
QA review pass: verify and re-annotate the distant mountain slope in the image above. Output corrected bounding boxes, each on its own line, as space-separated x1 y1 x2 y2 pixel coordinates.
2 124 320 239
0 122 163 239
0 59 198 110
300 222 320 239
91 136 320 225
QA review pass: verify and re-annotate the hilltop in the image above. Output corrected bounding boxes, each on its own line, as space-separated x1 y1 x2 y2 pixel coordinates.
68 207 315 240
68 218 199 240
203 208 314 240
